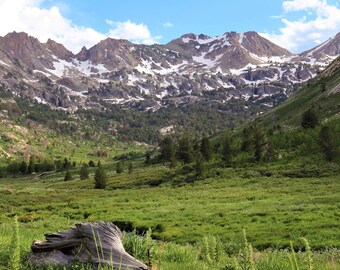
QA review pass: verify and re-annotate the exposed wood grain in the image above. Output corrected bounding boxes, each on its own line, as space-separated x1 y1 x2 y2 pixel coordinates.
28 222 148 270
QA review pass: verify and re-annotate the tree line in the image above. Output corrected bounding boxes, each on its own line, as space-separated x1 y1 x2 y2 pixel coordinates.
157 108 338 175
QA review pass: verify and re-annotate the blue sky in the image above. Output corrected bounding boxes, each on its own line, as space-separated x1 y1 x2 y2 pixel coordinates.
0 0 340 53
42 0 284 41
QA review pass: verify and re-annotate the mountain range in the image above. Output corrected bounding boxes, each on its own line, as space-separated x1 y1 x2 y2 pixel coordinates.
0 31 340 113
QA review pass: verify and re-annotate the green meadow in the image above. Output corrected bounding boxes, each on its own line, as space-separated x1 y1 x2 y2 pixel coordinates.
0 157 339 269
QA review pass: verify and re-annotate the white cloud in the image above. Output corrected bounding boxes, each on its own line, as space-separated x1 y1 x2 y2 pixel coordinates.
0 0 160 52
106 20 161 45
282 0 326 11
163 22 174 28
261 0 340 53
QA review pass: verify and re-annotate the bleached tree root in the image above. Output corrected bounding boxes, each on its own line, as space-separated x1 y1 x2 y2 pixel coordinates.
28 222 148 269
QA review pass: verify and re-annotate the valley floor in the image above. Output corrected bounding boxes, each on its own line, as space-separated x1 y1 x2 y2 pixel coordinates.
0 162 339 269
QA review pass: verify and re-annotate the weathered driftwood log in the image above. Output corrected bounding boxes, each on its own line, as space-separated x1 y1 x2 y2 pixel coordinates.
28 222 148 270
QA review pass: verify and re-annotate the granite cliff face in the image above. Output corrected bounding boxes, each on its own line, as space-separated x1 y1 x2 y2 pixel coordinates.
0 31 339 112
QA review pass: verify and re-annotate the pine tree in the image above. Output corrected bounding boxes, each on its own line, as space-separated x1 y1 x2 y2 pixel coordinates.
194 153 205 178
250 122 267 161
264 136 275 162
27 156 35 174
128 162 133 174
116 161 123 174
200 136 212 161
222 136 232 163
320 82 326 92
79 164 89 180
319 126 337 161
63 158 70 169
241 122 267 161
64 170 72 181
145 151 151 165
177 133 194 164
169 152 177 168
19 160 27 174
159 136 176 163
301 109 318 129
94 165 107 189
241 127 252 152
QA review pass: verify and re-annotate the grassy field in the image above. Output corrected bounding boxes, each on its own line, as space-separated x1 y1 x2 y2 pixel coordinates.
0 158 339 269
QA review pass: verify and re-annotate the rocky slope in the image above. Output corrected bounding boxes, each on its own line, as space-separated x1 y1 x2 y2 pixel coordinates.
0 31 339 112
298 32 340 64
260 55 340 129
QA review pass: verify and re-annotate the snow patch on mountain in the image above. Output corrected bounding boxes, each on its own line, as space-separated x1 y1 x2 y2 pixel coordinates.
136 59 154 75
182 34 232 47
34 97 47 104
193 53 216 68
76 60 109 76
46 59 75 77
156 90 169 99
96 79 109 83
249 53 293 64
127 73 141 86
220 36 231 47
217 79 235 88
156 61 188 75
193 53 223 69
182 37 191 43
104 95 145 105
230 64 256 76
0 60 10 67
33 69 51 77
204 82 215 90
139 85 150 95
238 33 244 44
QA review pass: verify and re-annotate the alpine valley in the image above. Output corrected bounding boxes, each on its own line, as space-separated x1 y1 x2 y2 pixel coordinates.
1 26 340 269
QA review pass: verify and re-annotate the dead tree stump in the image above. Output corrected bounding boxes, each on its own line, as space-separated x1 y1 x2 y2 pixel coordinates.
28 222 148 269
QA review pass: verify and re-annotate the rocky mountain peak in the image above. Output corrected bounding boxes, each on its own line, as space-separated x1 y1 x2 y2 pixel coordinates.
166 31 293 69
0 31 54 69
2 31 34 42
75 38 135 67
45 39 74 61
179 33 197 41
197 33 211 40
241 31 292 57
223 31 238 39
315 33 340 56
76 46 89 61
299 32 340 64
96 37 132 49
0 31 45 58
